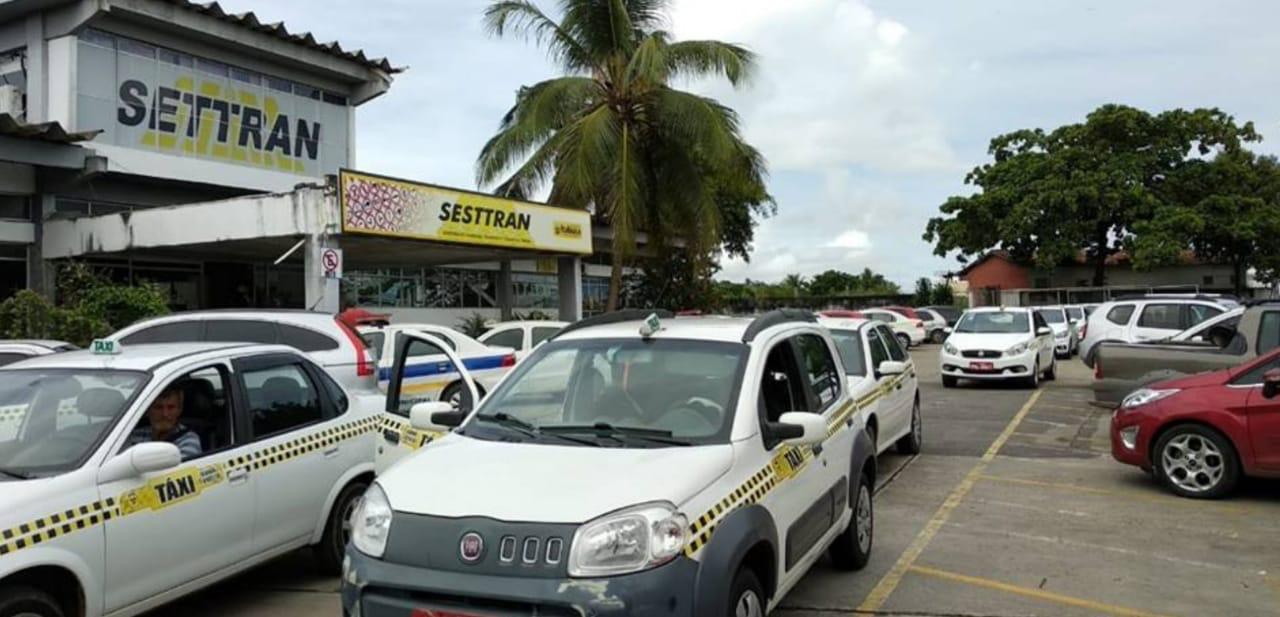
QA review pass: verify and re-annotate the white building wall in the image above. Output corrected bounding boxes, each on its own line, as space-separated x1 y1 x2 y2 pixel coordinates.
45 35 74 127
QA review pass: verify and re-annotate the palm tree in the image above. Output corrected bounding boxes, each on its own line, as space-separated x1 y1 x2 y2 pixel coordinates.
782 273 807 299
477 0 764 310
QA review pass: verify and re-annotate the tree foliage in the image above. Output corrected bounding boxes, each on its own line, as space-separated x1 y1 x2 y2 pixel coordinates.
930 281 955 306
478 0 769 310
912 278 933 306
0 263 170 346
925 104 1259 286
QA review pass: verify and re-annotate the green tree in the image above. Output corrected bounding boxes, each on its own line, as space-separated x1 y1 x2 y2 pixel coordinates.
807 270 858 296
0 263 169 346
477 0 765 310
781 273 808 299
912 278 933 306
925 105 1258 286
1133 151 1280 294
930 280 955 306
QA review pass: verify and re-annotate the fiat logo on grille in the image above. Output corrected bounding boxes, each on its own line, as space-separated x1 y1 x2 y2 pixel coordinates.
459 532 484 562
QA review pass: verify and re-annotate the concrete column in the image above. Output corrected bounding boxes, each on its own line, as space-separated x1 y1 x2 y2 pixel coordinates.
304 235 340 313
557 256 582 322
497 260 514 321
31 195 55 298
25 14 45 123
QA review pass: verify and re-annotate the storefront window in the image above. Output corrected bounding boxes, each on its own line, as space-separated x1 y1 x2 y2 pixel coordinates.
514 273 557 309
345 268 499 309
583 276 610 316
0 196 29 220
0 245 26 302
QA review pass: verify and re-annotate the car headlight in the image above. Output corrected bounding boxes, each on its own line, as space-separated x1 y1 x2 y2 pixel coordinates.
1121 388 1180 410
568 502 687 577
1055 330 1068 339
352 483 393 558
1005 342 1029 356
943 342 959 355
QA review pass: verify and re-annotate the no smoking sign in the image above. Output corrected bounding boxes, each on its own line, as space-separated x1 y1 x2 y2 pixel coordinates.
321 248 343 278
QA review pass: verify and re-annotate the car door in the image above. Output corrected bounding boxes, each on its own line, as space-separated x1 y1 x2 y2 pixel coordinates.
857 327 891 449
1237 352 1280 471
875 324 914 444
101 362 256 613
231 353 354 553
1031 312 1054 367
1131 303 1184 342
378 331 480 472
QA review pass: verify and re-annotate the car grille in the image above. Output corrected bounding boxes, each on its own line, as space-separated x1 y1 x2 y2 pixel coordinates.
383 513 576 578
961 350 1001 359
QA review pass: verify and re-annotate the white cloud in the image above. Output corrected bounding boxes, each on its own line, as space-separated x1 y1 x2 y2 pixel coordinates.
826 229 872 251
876 20 909 47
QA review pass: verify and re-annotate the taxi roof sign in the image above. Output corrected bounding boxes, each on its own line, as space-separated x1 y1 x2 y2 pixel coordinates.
91 339 121 355
639 313 662 338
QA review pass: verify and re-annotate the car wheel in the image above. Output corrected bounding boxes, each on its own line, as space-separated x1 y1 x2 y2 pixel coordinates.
896 333 911 350
1153 425 1239 499
1026 360 1040 389
728 567 766 617
865 423 878 455
0 586 64 617
942 375 957 388
896 400 923 455
930 330 946 344
829 472 873 570
1044 357 1057 381
315 478 370 575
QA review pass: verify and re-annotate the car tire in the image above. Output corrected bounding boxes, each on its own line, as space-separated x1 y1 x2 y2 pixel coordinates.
727 566 766 617
896 400 923 455
441 382 485 411
0 586 64 617
930 330 946 344
829 472 874 570
1025 360 1040 389
1044 357 1056 381
1153 425 1240 499
942 375 957 388
865 423 878 455
896 333 911 350
315 478 370 575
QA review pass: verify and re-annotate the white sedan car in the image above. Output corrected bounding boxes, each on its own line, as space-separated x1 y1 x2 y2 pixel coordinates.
860 308 927 349
821 317 923 455
477 320 569 361
359 323 516 406
940 307 1057 388
1033 306 1077 358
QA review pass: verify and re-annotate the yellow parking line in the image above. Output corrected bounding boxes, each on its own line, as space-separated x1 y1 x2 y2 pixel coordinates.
977 474 1256 515
909 564 1175 617
857 390 1042 612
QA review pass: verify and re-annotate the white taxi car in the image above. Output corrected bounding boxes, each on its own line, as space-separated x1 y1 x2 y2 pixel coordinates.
820 318 922 455
344 310 878 617
358 323 516 407
859 308 926 349
940 307 1057 388
1033 306 1077 358
478 320 569 361
0 340 410 617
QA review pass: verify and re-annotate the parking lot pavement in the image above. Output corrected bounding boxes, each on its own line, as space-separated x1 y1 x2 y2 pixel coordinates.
147 346 1280 617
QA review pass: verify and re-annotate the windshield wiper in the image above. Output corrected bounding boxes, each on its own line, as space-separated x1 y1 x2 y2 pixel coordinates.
472 413 597 446
542 423 693 446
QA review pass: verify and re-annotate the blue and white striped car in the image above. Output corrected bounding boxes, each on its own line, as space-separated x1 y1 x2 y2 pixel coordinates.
358 324 517 407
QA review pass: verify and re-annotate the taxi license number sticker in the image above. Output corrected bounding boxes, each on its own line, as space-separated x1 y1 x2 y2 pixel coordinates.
119 464 226 515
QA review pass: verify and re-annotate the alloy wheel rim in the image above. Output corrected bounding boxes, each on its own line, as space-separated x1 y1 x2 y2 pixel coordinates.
855 484 872 552
735 589 763 617
1162 433 1225 493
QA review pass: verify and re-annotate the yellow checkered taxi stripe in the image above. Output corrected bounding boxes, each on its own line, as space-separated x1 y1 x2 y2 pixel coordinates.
0 412 422 557
684 365 915 557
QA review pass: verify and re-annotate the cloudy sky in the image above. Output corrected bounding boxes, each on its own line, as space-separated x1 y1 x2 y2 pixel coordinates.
219 0 1280 286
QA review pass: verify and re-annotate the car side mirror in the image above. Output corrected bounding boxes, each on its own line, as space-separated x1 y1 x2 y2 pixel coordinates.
410 401 464 431
98 442 182 484
769 412 827 447
877 360 907 376
1036 327 1052 336
943 326 952 335
1263 369 1280 400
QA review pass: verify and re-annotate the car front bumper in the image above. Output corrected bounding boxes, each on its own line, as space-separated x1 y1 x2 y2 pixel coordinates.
1054 338 1072 354
940 349 1036 380
342 548 701 617
1110 407 1154 471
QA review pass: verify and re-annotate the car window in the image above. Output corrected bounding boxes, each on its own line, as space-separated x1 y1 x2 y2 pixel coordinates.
879 325 907 361
955 312 1030 333
1187 304 1224 327
120 321 205 344
1066 307 1084 320
1035 309 1066 324
361 331 386 361
828 329 867 377
242 363 323 439
1106 304 1135 326
1234 353 1280 386
279 324 340 352
531 327 561 346
483 328 525 351
207 320 278 344
866 327 891 369
127 366 235 460
313 366 349 415
760 340 809 424
794 334 841 410
1032 312 1048 332
0 353 30 366
412 330 457 351
1258 312 1280 356
870 312 893 323
1138 304 1182 330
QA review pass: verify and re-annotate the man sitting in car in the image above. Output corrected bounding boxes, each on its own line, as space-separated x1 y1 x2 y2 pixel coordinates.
126 386 202 460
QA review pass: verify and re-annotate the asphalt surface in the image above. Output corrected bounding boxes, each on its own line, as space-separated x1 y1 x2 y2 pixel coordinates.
149 347 1280 616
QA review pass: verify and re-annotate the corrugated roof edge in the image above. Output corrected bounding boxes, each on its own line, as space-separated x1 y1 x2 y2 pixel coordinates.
0 114 101 144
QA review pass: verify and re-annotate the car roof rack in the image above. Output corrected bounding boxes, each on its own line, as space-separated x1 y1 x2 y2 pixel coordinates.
743 309 817 343
1112 293 1237 302
550 309 674 340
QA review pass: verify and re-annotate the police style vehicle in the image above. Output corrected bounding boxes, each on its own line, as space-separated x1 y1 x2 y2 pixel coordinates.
345 310 878 617
358 323 516 408
0 337 472 617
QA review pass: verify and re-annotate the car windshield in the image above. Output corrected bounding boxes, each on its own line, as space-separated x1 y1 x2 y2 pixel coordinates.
1066 307 1084 320
0 369 146 477
1035 309 1067 324
829 329 867 376
955 312 1030 334
463 338 747 446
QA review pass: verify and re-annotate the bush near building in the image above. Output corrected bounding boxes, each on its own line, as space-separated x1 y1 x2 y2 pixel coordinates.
0 263 169 346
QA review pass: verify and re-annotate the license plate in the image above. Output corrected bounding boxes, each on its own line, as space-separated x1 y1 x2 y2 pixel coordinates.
969 361 994 371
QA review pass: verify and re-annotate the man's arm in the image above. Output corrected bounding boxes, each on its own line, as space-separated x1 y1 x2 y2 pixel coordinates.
175 431 203 461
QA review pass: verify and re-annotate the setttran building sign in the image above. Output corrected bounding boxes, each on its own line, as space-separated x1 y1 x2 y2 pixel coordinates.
339 170 592 255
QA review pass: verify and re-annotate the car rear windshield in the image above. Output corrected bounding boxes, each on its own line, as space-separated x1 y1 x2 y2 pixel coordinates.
955 312 1030 334
1035 309 1067 324
0 369 147 477
1066 307 1084 320
466 338 748 445
828 329 867 376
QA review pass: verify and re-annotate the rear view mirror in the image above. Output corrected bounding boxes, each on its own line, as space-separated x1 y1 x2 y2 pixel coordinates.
1036 327 1052 336
877 361 907 376
771 412 827 447
943 326 953 334
410 401 463 431
98 442 182 484
1263 369 1280 400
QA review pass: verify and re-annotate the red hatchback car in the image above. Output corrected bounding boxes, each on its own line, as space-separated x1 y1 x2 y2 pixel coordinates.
1111 348 1280 498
